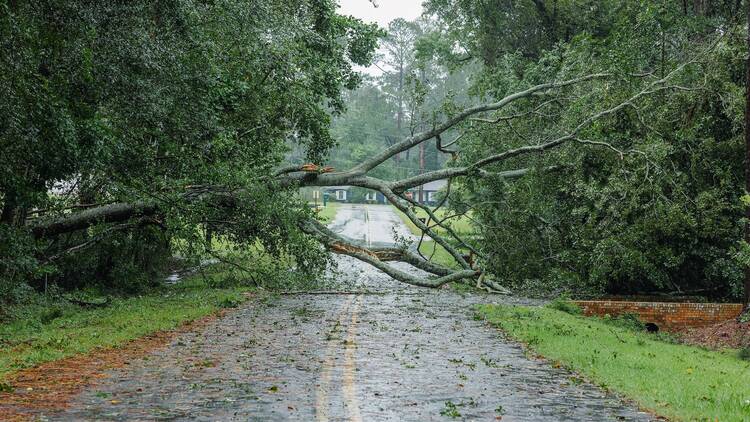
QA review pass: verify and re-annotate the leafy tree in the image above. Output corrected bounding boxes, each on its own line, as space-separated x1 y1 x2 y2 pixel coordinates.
329 17 474 184
423 0 748 299
5 0 747 300
0 0 380 298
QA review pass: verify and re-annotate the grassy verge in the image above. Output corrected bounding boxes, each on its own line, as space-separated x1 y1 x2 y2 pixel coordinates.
314 201 340 223
415 241 457 269
392 205 471 269
392 205 473 236
476 303 750 421
0 276 253 382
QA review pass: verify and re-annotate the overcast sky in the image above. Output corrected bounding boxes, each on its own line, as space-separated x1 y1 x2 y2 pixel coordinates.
337 0 424 27
337 0 425 75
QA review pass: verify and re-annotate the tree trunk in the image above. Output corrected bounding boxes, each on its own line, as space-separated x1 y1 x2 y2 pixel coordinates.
31 201 158 238
744 1 750 312
397 63 404 162
419 142 425 203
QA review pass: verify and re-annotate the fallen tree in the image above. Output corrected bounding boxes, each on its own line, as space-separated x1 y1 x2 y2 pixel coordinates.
26 55 708 290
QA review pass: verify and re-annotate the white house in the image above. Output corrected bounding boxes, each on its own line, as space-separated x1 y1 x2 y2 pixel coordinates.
408 179 448 205
323 186 351 202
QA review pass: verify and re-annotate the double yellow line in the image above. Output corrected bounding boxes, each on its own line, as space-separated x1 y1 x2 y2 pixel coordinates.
316 295 363 422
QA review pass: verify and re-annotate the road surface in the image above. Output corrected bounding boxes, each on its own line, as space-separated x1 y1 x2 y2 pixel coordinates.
45 204 651 421
329 203 420 247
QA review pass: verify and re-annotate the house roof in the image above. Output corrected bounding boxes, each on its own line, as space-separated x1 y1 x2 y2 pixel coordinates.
323 186 351 191
420 179 448 191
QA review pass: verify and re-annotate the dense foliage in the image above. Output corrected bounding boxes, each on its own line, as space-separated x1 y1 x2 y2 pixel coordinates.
424 1 747 299
3 0 749 302
0 0 379 299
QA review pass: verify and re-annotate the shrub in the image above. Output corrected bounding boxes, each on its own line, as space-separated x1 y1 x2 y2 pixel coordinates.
547 297 582 315
217 294 243 308
603 312 645 331
51 225 171 294
39 307 64 324
739 347 750 361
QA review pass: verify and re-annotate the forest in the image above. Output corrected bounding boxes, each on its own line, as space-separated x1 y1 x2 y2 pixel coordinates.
2 1 750 305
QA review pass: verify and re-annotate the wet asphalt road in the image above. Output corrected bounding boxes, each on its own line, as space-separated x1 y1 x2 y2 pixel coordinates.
329 204 421 248
44 205 652 421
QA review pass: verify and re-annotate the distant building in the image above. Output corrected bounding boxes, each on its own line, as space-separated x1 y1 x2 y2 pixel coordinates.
324 186 351 202
317 184 445 205
409 179 448 205
364 190 387 204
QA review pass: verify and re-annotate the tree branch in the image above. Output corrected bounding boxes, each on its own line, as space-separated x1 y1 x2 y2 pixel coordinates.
300 219 475 286
347 73 609 174
24 59 704 290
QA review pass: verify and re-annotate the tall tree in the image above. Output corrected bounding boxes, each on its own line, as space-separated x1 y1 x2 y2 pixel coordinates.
380 18 420 160
0 0 381 297
744 0 750 310
418 0 747 298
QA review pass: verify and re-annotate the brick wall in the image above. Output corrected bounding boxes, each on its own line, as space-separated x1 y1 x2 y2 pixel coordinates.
573 300 743 330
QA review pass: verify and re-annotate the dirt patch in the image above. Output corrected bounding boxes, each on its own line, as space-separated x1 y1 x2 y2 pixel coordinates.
0 310 226 421
675 319 750 350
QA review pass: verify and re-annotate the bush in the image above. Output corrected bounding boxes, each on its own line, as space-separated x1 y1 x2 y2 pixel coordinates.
0 225 47 303
39 307 64 324
217 294 243 308
739 347 750 361
547 297 582 315
50 225 171 294
602 312 645 331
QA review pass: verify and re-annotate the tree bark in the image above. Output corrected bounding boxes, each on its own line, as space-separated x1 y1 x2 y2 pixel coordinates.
744 1 750 312
31 201 157 238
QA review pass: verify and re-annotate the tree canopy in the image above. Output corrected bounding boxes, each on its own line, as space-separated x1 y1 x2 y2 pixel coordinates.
422 0 747 299
2 0 749 305
0 0 380 297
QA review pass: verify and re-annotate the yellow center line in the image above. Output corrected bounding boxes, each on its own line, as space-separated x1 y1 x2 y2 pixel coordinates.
316 296 354 422
343 295 363 422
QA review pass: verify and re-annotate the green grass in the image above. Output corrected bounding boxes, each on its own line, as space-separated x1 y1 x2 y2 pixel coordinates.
476 304 750 421
314 201 340 223
416 241 457 269
392 206 474 237
0 277 254 382
392 205 472 269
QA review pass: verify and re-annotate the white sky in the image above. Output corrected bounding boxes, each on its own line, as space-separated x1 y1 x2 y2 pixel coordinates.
337 0 424 27
337 0 425 75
